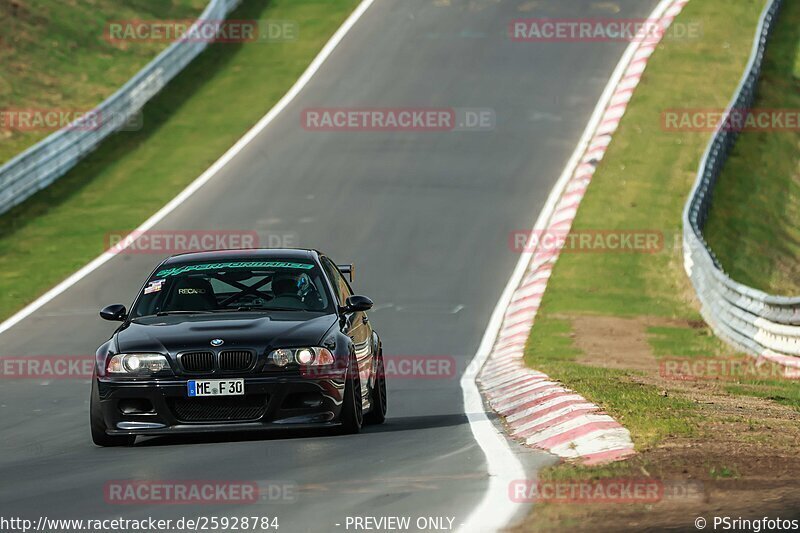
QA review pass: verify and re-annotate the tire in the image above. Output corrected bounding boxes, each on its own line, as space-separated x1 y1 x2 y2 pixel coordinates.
364 350 387 425
90 379 135 447
338 355 363 434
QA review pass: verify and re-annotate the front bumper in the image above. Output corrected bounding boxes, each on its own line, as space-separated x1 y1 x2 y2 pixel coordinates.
97 374 346 436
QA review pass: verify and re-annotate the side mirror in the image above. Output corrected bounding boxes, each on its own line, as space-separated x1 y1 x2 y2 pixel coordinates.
343 295 373 313
100 304 127 322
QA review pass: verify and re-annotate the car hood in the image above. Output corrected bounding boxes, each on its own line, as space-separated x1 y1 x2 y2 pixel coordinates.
115 312 338 355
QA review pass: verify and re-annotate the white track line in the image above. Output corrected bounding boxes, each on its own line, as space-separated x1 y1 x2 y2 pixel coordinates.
0 0 376 338
459 0 682 530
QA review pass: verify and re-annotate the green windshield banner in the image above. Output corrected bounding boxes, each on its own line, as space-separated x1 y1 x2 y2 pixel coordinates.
155 261 315 278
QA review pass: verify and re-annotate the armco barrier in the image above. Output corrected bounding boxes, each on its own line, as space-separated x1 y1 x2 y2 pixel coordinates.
0 0 241 216
682 0 800 375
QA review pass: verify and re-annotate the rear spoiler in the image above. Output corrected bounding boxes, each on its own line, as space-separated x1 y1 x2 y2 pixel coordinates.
337 264 355 282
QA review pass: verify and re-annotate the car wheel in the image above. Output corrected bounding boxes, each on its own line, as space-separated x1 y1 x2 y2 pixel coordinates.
364 350 387 425
338 354 363 434
90 378 135 447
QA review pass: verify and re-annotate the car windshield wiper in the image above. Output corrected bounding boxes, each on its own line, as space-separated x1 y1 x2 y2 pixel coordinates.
212 307 266 313
214 306 304 313
154 310 215 316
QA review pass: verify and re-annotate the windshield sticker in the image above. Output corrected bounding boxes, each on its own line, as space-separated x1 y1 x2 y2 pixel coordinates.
144 279 166 295
155 261 315 278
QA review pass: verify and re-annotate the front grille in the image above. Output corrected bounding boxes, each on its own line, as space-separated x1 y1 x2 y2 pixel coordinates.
219 350 253 371
169 395 268 422
180 351 214 373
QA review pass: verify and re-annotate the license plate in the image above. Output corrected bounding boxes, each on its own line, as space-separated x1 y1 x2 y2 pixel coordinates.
187 379 244 397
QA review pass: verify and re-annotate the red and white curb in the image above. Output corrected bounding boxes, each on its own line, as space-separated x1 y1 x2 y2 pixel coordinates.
477 0 690 466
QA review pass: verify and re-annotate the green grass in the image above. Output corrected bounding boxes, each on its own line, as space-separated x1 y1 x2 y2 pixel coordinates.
522 0 800 452
0 0 359 321
703 0 800 294
0 0 207 163
725 379 800 409
647 325 720 359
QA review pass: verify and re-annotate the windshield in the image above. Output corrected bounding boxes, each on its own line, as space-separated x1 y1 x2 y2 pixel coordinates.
130 260 333 318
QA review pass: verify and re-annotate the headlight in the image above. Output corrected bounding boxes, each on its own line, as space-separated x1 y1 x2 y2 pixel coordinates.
296 348 314 364
267 347 335 367
107 353 170 375
270 348 292 367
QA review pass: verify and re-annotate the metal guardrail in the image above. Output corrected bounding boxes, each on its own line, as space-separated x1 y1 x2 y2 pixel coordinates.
682 0 800 371
0 0 241 216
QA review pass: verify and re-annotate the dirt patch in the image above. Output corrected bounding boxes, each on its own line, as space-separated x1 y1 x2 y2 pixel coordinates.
566 314 689 372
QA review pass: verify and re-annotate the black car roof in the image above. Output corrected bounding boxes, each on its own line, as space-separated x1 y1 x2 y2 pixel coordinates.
161 248 319 265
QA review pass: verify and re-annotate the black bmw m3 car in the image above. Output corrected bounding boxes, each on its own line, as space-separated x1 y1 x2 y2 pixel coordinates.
90 249 387 446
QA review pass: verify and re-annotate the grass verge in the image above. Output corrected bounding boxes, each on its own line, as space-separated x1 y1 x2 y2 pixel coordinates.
516 0 800 530
0 0 207 163
0 0 359 322
703 0 800 294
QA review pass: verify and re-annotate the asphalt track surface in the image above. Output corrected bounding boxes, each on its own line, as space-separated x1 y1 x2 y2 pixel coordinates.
0 1 659 531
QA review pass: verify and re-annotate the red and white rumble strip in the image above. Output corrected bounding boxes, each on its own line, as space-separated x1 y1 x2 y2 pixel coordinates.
478 0 690 465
